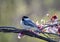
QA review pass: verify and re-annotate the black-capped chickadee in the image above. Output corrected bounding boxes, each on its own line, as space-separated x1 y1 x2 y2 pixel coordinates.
20 16 39 30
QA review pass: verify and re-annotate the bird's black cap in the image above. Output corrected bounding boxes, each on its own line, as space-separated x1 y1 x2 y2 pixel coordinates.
22 16 28 20
22 16 28 18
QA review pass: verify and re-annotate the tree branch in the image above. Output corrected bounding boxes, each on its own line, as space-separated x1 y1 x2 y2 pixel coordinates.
0 26 57 42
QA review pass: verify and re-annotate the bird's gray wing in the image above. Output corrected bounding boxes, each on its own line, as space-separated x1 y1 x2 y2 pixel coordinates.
23 19 38 28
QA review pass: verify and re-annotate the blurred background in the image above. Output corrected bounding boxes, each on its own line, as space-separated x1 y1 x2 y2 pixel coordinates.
0 0 60 42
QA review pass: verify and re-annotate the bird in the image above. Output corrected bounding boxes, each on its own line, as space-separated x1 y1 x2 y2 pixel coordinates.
19 16 41 39
20 16 40 31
